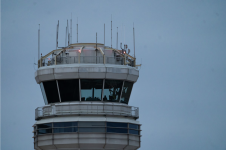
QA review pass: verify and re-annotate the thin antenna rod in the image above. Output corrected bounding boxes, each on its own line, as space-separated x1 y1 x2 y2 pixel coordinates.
70 13 72 44
77 17 78 43
67 20 69 46
104 24 105 46
38 24 40 60
56 24 58 50
57 20 59 48
111 15 112 48
117 27 118 49
65 27 67 46
133 23 135 58
96 32 98 64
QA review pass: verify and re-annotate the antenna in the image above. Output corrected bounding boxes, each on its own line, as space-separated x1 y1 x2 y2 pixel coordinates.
38 24 40 60
70 13 72 44
57 20 59 48
65 27 67 46
96 32 97 50
68 33 70 46
116 27 118 49
104 24 105 46
56 21 59 50
133 23 135 58
111 15 112 48
77 17 78 43
67 20 69 46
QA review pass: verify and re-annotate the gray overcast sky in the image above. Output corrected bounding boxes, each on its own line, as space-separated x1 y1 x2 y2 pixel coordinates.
1 0 226 150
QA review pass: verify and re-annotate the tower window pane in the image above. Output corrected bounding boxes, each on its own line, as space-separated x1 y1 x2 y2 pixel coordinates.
38 129 52 134
129 129 139 135
81 79 103 101
53 122 77 127
120 81 133 104
43 80 60 103
37 123 52 129
107 122 127 128
58 79 80 102
103 80 123 102
129 124 139 130
107 128 128 133
79 127 105 132
54 127 77 133
78 122 105 127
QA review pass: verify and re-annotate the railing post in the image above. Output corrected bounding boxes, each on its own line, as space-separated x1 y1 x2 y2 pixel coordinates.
78 53 80 63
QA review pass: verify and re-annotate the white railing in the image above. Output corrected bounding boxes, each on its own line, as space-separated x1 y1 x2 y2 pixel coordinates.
35 103 139 120
40 56 128 67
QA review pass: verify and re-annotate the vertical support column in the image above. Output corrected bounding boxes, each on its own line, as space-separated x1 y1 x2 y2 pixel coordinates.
101 79 105 101
79 79 81 101
78 53 80 63
119 80 125 103
103 55 105 64
56 80 61 102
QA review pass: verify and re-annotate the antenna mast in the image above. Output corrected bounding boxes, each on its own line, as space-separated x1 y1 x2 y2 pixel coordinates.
117 27 118 49
56 21 59 50
77 18 78 43
65 27 67 46
70 14 72 44
67 20 69 46
38 24 40 60
104 24 105 46
133 23 135 58
111 15 112 48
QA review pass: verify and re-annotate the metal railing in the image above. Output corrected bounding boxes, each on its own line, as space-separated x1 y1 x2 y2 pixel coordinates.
35 103 139 120
40 56 130 67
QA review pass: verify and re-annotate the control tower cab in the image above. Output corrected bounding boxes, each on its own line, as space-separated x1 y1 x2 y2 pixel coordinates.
33 42 141 150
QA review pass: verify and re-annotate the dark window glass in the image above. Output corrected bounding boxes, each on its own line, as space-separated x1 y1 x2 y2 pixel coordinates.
107 122 127 128
37 123 52 129
43 80 60 103
38 129 52 134
53 122 77 127
79 127 105 132
58 79 80 102
81 79 103 101
107 128 128 133
40 83 48 105
78 122 105 127
129 129 139 135
103 80 123 102
129 124 139 130
120 81 133 104
54 127 77 133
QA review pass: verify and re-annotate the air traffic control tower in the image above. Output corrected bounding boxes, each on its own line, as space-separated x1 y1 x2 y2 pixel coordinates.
33 23 141 150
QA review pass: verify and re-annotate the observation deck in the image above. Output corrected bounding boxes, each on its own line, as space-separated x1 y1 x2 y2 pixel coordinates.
33 43 141 150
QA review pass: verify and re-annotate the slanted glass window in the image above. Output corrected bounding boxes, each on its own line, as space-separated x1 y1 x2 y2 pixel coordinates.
54 122 77 127
38 129 52 134
79 127 105 132
107 128 128 133
81 79 103 101
54 127 77 133
43 80 60 103
120 81 133 104
129 124 139 130
103 80 123 102
58 79 80 102
40 82 48 105
78 122 105 127
107 122 127 128
129 129 139 135
37 123 52 129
